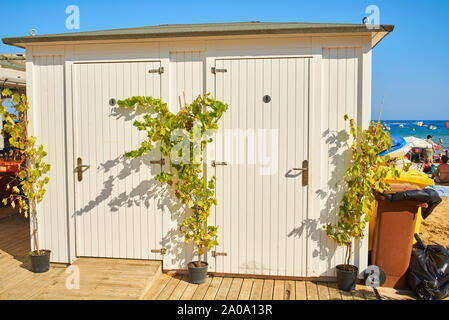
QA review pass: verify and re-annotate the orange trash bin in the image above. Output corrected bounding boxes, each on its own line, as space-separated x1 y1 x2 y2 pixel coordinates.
371 183 428 289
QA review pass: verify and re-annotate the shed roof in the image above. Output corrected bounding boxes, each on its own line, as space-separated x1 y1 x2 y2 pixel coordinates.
2 21 393 48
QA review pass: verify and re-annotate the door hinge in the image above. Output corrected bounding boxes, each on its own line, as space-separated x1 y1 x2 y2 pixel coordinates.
211 67 227 74
211 160 227 167
150 158 166 165
212 251 227 257
151 248 167 255
149 67 164 74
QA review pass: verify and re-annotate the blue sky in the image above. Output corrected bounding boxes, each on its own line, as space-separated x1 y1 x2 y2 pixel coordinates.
1 0 448 120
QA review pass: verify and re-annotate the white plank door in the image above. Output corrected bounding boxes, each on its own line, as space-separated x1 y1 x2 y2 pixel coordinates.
212 57 310 277
72 61 165 260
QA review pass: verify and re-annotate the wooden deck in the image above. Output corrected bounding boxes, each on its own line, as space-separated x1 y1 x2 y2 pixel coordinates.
143 272 380 300
2 210 427 301
0 213 161 300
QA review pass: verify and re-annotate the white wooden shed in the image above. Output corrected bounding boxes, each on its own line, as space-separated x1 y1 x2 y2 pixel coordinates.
3 22 393 279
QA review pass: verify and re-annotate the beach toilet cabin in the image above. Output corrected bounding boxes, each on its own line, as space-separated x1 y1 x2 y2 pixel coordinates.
2 22 393 279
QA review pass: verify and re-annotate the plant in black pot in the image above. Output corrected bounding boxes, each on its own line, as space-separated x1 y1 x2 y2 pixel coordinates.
0 89 51 273
117 94 227 284
325 115 400 291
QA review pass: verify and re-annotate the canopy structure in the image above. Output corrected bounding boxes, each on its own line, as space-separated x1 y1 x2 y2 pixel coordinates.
0 54 26 94
404 136 433 149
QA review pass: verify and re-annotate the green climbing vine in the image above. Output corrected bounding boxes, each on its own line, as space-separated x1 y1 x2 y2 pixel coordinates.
326 115 403 266
118 94 228 266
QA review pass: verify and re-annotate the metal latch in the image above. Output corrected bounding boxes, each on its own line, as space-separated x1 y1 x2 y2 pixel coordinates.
151 248 167 255
212 160 227 167
75 157 90 182
212 251 227 257
211 67 227 74
150 159 166 165
292 160 309 186
149 67 164 74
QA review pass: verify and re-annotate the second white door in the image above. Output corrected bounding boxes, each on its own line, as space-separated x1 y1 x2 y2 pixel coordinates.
212 57 310 277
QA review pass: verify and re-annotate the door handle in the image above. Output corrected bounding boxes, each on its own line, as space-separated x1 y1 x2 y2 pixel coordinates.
75 157 90 182
292 160 309 186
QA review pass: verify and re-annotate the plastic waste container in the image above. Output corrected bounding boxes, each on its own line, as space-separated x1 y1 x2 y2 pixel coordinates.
368 169 435 251
371 183 428 289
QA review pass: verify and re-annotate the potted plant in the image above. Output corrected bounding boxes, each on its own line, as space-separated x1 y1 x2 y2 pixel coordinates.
325 115 400 291
0 89 51 273
118 94 228 283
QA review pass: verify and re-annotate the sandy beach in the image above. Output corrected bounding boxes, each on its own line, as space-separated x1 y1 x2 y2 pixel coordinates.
419 198 449 250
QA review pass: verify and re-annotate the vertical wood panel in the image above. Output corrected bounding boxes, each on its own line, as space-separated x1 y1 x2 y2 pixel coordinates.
33 55 68 262
319 47 362 275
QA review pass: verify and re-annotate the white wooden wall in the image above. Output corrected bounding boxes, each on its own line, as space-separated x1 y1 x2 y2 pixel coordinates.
26 34 373 278
28 54 69 263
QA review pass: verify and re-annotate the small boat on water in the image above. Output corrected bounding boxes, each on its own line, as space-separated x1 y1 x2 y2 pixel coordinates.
399 124 404 128
429 125 437 130
415 121 424 127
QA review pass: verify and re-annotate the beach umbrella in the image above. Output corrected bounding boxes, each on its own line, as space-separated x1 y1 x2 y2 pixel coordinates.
446 121 449 130
404 136 433 149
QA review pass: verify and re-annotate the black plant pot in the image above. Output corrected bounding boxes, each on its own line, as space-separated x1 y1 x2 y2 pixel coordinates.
30 250 51 273
336 264 358 291
188 261 208 284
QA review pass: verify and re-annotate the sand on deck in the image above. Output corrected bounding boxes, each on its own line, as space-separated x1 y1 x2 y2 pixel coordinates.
419 197 449 250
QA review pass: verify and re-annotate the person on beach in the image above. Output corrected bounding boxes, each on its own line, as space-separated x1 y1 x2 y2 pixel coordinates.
425 135 436 163
422 158 433 174
432 155 449 183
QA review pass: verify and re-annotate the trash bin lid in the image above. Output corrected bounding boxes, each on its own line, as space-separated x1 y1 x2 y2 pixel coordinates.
383 183 421 194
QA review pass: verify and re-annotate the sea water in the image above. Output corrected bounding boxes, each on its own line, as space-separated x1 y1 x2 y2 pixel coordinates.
376 120 449 151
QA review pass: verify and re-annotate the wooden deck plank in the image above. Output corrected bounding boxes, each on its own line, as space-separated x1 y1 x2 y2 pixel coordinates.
179 281 199 300
376 287 416 300
284 280 295 300
168 275 190 300
249 279 264 300
359 286 378 300
295 281 307 300
191 276 213 300
156 275 182 300
261 279 274 300
142 273 172 300
305 281 319 300
316 281 330 300
272 280 285 300
353 285 367 300
215 277 233 300
226 278 243 300
238 278 254 300
203 277 223 300
327 282 343 300
340 289 354 300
